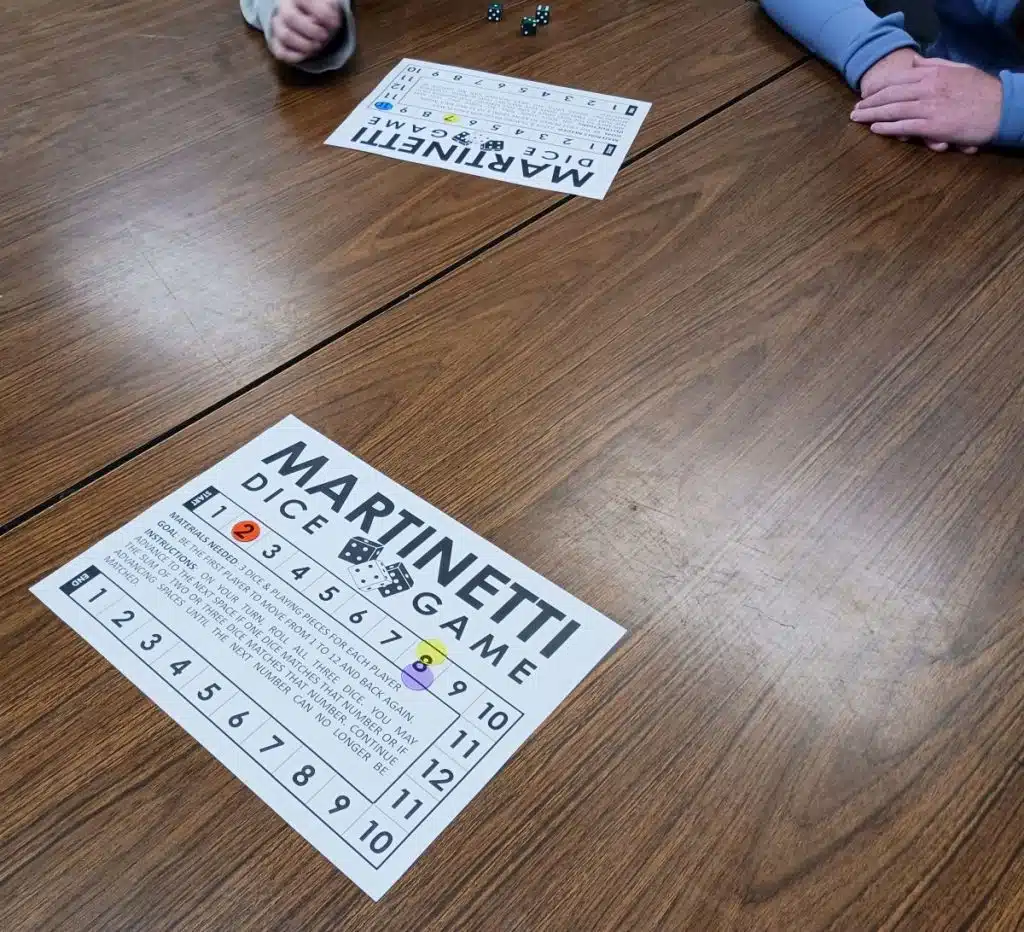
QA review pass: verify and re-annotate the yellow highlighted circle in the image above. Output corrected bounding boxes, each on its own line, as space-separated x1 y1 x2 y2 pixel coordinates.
416 639 448 666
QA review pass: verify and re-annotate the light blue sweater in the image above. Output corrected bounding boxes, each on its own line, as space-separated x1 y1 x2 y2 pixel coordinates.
760 0 1024 145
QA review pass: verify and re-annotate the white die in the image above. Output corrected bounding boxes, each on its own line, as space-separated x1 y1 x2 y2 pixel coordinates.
349 560 389 592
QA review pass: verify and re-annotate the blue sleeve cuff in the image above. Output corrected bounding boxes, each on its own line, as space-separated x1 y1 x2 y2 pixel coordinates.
996 71 1024 147
840 13 919 89
760 2 920 89
758 2 920 89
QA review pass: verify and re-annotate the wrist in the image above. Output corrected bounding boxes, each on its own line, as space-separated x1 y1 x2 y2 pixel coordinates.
859 47 919 95
846 32 919 89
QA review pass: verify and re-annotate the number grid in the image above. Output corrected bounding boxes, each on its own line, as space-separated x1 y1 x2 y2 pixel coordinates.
398 64 639 114
64 523 523 870
368 110 608 156
183 488 526 860
66 566 412 867
373 65 638 154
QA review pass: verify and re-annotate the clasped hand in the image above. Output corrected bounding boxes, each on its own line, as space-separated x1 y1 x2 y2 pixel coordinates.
851 49 1002 153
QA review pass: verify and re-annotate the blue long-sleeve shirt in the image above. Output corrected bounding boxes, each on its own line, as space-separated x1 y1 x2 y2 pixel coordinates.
760 0 1024 145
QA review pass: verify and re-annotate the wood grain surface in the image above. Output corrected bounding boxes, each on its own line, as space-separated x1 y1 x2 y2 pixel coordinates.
4 62 1024 929
0 0 798 528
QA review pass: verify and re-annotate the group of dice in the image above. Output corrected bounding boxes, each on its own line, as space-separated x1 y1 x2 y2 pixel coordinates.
340 535 414 598
487 3 551 35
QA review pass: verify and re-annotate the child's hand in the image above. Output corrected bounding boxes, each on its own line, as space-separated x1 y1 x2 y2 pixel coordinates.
270 0 342 65
852 58 1002 152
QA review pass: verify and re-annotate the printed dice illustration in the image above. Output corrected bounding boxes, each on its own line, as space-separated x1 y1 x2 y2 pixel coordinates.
452 130 477 146
481 139 504 151
520 15 537 35
339 536 383 565
486 3 503 22
535 4 550 24
378 563 414 598
349 560 390 592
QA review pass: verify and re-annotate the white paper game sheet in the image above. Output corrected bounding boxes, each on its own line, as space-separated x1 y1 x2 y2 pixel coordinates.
32 415 626 899
326 59 650 199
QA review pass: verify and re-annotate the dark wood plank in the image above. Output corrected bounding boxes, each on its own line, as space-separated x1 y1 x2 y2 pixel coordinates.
9 61 1024 929
887 764 1024 930
0 0 797 527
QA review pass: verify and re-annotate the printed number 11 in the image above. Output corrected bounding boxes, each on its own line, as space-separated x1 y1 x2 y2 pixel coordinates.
391 788 423 820
450 729 480 759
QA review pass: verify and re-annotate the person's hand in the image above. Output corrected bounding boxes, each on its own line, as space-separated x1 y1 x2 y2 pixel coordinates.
852 57 1002 153
270 0 341 64
858 49 955 151
859 47 921 98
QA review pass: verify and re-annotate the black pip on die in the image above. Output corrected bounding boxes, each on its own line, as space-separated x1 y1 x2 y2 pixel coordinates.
339 535 383 565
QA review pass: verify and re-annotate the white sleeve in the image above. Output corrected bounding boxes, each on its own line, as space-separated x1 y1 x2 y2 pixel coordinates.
240 0 357 74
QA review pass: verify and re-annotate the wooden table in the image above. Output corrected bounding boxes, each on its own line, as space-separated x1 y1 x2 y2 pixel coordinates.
5 40 1024 927
0 0 797 529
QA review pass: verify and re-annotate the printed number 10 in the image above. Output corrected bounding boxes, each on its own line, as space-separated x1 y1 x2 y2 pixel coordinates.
477 701 509 731
360 820 393 854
